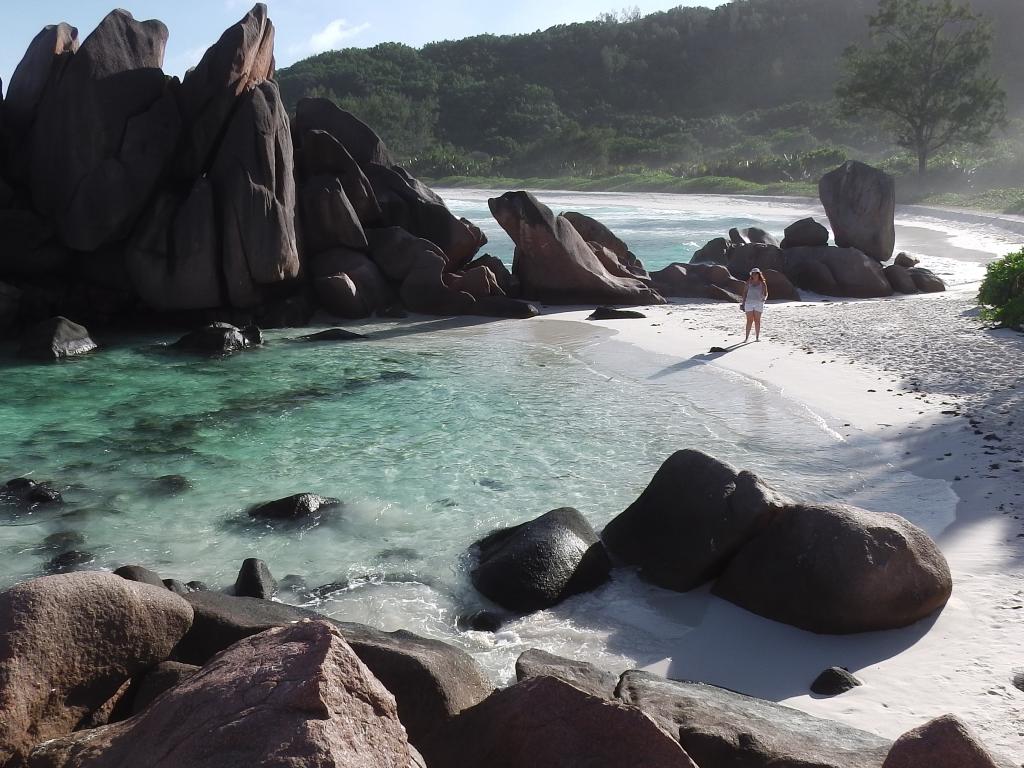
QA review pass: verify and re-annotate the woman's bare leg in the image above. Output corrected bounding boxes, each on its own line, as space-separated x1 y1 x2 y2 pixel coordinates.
744 311 754 342
753 311 762 341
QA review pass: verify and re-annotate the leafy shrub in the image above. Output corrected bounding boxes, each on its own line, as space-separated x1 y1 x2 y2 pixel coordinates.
978 249 1024 328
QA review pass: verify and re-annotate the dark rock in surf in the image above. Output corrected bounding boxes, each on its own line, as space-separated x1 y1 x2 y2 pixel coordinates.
690 237 731 265
421 676 696 768
247 492 341 521
297 327 367 342
780 217 830 249
172 322 259 355
18 316 97 360
489 191 663 306
618 671 891 768
456 610 504 632
908 267 946 293
589 307 646 320
713 503 953 633
114 565 165 589
602 450 789 591
27 485 63 505
811 666 863 696
882 714 1004 768
44 550 95 574
233 557 277 599
146 474 192 496
470 507 612 612
515 648 618 700
819 161 896 263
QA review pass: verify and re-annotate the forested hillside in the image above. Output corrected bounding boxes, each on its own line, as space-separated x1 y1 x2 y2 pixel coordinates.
277 0 1024 196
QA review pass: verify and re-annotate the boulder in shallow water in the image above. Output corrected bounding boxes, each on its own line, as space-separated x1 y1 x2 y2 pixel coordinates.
233 557 277 599
489 191 662 306
602 450 789 591
781 217 830 249
470 507 612 612
248 492 341 521
515 648 618 700
618 671 891 768
18 316 97 360
421 675 697 768
172 322 260 355
882 714 1003 768
819 161 896 263
713 502 952 633
0 572 193 766
30 621 416 768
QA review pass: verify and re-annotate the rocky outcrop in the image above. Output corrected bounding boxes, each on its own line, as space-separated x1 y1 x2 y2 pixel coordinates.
172 322 260 355
563 211 647 277
29 621 416 768
650 263 745 301
172 591 492 744
819 161 896 262
730 226 779 247
618 671 891 768
232 557 277 599
602 450 789 591
882 714 1003 768
470 507 612 612
908 266 946 293
784 246 893 298
781 217 830 249
713 503 953 633
295 128 381 224
727 243 785 278
515 648 619 700
0 573 193 766
29 11 179 252
489 191 663 306
763 268 801 301
421 676 698 768
690 237 731 265
128 661 200 715
18 316 96 360
884 264 919 294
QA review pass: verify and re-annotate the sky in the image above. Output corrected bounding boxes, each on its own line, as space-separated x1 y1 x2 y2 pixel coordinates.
0 1 724 88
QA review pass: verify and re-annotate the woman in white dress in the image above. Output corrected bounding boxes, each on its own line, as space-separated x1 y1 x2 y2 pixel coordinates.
741 267 768 342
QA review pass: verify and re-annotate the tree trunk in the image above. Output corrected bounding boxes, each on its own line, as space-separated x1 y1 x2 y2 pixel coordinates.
917 145 928 177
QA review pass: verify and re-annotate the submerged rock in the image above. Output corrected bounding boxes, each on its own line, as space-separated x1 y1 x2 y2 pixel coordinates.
713 503 952 633
0 572 193 766
18 316 97 360
172 322 261 355
470 507 612 612
247 492 341 521
30 621 416 768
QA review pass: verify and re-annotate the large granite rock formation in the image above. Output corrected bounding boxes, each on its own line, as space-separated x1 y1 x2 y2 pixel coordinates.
618 671 892 768
563 211 648 278
470 507 612 612
784 246 893 298
780 217 830 249
713 503 953 633
650 263 745 301
0 573 193 766
602 450 789 591
28 621 416 768
29 10 180 252
819 161 896 263
489 191 663 306
421 676 698 768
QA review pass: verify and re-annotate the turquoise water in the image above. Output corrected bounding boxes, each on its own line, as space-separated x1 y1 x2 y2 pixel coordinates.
0 192 962 681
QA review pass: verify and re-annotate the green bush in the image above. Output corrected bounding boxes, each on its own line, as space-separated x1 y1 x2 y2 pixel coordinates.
978 249 1024 328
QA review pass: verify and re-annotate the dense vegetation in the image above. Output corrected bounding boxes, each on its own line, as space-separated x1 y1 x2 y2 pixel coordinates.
978 249 1024 329
277 0 1024 206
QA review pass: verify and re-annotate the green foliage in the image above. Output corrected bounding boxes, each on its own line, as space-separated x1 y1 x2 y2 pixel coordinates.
837 0 1007 175
978 249 1024 328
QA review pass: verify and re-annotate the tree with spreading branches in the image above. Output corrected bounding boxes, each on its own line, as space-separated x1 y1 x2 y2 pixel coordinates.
837 0 1006 176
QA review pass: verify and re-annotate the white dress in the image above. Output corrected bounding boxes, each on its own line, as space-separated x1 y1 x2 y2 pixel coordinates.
745 282 765 312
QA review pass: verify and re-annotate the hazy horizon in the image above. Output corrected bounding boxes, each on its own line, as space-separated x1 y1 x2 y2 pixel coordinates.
0 1 725 88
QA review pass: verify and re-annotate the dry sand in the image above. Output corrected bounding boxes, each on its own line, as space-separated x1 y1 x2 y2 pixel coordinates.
537 216 1024 760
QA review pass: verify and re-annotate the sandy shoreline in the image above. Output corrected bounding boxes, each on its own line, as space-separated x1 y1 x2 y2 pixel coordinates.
528 214 1023 758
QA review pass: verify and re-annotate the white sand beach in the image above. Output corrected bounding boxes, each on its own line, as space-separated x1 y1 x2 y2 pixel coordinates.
533 209 1024 759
